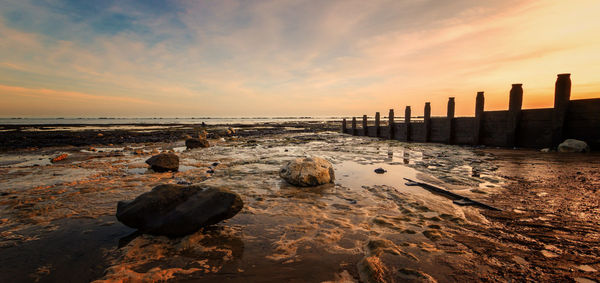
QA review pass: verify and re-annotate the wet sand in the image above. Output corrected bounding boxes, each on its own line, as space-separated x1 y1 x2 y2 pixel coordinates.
0 123 599 282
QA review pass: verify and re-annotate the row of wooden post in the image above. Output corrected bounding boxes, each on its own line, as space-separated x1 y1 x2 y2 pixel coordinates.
342 73 572 148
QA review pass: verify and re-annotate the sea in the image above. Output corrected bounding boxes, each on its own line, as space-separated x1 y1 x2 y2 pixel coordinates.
0 117 342 125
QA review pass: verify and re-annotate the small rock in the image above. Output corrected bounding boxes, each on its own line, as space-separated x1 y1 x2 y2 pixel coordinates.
212 162 220 167
279 157 335 187
116 184 243 236
145 153 179 172
186 138 210 149
176 178 192 185
558 139 589 153
540 148 550 152
374 168 387 174
88 147 97 152
97 133 104 137
50 153 68 163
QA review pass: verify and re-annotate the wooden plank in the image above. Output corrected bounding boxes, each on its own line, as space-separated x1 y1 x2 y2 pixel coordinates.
375 112 381 137
405 106 411 141
424 102 431 142
551 73 571 147
474 92 484 145
507 84 523 147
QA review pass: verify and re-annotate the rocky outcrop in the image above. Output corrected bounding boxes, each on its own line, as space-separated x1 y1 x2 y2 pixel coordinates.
558 139 589 153
145 153 179 172
116 184 243 237
279 157 335 186
185 138 210 149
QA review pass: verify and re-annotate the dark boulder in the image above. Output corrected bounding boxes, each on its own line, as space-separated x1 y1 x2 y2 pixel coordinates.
116 184 243 237
145 153 179 172
186 138 210 149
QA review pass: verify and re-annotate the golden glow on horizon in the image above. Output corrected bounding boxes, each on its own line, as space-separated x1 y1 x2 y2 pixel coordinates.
0 0 599 117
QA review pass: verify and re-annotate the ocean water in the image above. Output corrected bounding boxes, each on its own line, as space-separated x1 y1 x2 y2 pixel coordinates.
0 117 342 125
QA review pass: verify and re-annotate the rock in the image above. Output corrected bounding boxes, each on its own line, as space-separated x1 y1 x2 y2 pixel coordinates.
279 157 335 186
116 184 243 236
558 139 589 152
145 153 179 172
540 148 550 152
50 153 68 163
97 133 104 137
186 138 210 149
374 168 387 174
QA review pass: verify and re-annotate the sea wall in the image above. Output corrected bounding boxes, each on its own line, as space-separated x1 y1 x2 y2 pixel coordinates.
342 74 600 149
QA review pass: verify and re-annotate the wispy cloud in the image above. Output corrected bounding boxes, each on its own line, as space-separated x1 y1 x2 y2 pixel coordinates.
0 0 599 117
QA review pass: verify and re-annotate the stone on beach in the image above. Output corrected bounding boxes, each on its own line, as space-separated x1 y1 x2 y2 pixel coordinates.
279 157 335 186
185 137 210 149
50 153 68 163
116 184 243 237
145 153 179 172
558 139 589 153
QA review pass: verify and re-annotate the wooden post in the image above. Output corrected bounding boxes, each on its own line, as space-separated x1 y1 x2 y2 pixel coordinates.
342 118 347 134
375 112 380 137
388 109 395 139
362 115 368 136
552 73 571 148
424 102 431 142
404 106 411 141
507 84 523 147
473 92 484 145
352 117 357 135
447 97 455 144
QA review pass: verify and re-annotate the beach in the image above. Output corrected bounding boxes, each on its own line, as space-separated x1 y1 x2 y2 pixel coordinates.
1 121 599 282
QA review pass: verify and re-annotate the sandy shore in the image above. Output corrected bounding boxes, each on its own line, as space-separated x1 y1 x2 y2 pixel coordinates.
0 122 599 282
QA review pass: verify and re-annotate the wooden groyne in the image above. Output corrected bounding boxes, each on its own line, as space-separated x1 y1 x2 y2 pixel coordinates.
342 74 600 149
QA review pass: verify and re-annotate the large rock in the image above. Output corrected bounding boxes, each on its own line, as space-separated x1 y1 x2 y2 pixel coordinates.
186 138 210 149
558 139 589 153
279 157 335 186
145 153 179 172
116 184 243 237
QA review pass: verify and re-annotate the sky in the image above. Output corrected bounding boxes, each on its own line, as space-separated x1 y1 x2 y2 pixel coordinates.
0 0 599 118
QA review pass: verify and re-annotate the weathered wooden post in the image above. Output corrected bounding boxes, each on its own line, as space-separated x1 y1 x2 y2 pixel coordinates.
375 112 380 137
473 92 485 145
424 102 431 142
552 73 571 148
388 109 395 139
404 106 411 141
342 118 347 134
362 115 368 136
351 117 357 135
507 84 523 147
447 97 455 144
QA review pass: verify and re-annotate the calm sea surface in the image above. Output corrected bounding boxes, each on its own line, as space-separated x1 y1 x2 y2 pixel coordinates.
0 117 342 125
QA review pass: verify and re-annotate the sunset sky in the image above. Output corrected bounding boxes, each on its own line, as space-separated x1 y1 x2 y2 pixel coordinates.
1 0 599 117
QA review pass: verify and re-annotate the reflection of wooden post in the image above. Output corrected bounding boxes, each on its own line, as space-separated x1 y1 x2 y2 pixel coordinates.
474 92 484 145
507 84 523 147
447 97 455 144
362 115 368 136
342 118 347 134
352 117 357 135
375 112 380 137
404 106 411 141
388 109 395 139
552 73 571 148
424 102 431 142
